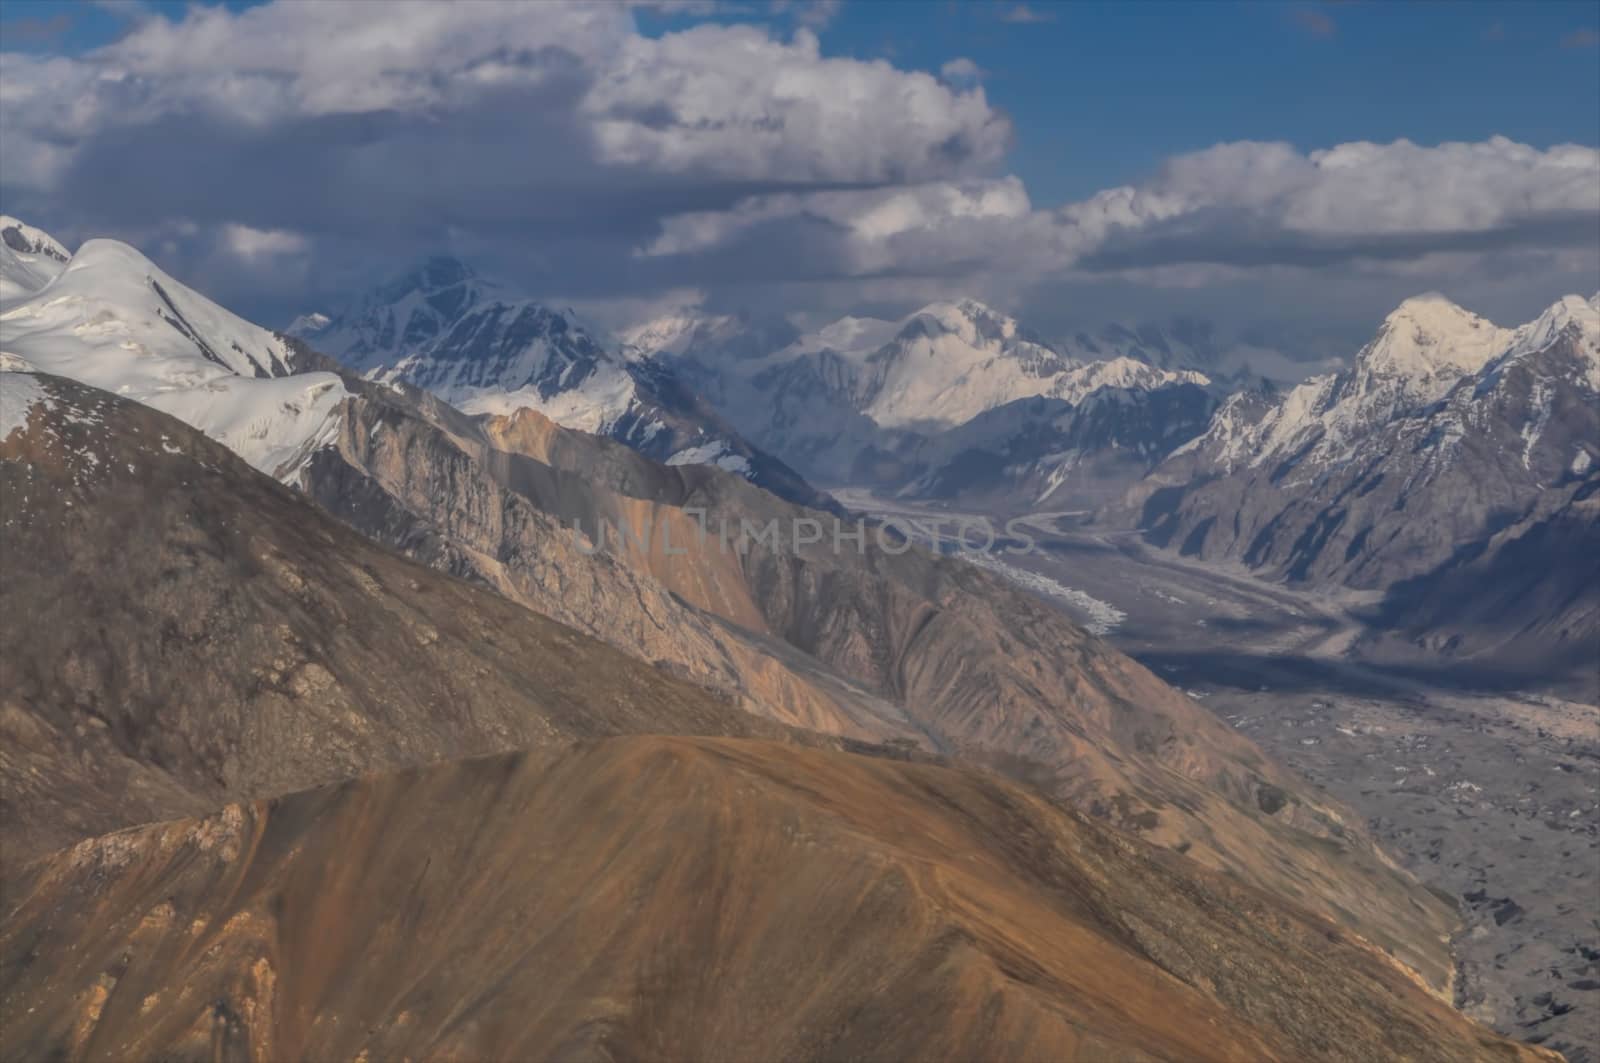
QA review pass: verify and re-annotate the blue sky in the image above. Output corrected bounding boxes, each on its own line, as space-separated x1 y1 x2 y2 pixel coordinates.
1 0 1596 340
737 2 1599 204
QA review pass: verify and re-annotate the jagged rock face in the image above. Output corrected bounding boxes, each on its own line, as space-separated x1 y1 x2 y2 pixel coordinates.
0 373 811 862
0 737 1555 1063
310 396 1464 994
1124 296 1600 676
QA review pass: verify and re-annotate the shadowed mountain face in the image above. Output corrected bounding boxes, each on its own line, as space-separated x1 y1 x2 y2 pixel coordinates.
0 737 1554 1063
1354 478 1600 684
291 387 1466 994
0 373 811 863
893 382 1219 512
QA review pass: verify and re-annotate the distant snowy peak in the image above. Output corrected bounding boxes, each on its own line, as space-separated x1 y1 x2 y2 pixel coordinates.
1354 293 1513 386
617 309 708 358
623 299 1217 468
1056 318 1226 376
804 314 900 355
1054 356 1209 401
297 255 492 375
300 257 631 430
0 233 346 477
1509 293 1600 360
853 302 1211 430
287 311 331 336
898 299 1057 357
1 216 69 262
297 260 822 500
618 308 799 365
1179 292 1595 473
0 215 72 303
725 298 1089 430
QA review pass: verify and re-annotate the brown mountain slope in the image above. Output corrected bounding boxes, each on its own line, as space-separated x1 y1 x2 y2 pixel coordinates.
304 387 918 744
301 388 1462 993
0 737 1551 1063
0 372 812 862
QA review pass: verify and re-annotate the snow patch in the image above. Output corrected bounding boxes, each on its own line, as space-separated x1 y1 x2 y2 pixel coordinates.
1520 381 1552 470
0 371 51 442
963 552 1126 635
665 440 750 474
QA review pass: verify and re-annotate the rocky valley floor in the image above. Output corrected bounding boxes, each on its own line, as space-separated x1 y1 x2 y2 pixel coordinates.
841 492 1600 1061
1204 682 1599 1061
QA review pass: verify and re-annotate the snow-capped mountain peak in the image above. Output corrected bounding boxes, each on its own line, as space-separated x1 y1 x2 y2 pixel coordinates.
805 313 900 355
1173 291 1597 477
1 231 347 477
1356 292 1512 382
295 260 826 503
1510 293 1600 357
618 308 800 365
1497 292 1600 391
617 308 710 358
377 254 481 304
296 256 625 425
901 299 1027 347
621 298 1218 483
287 310 331 336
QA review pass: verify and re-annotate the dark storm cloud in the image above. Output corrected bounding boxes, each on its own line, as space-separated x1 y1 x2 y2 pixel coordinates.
1075 208 1600 273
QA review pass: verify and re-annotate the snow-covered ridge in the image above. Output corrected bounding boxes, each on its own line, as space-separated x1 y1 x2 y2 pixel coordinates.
0 228 347 478
0 368 52 443
845 305 1206 430
1507 293 1600 381
298 255 645 436
297 257 810 489
643 297 1208 433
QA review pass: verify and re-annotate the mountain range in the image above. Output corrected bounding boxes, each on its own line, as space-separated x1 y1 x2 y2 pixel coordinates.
625 299 1219 505
0 364 1546 1063
0 217 1582 1059
1126 292 1600 677
289 258 831 510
